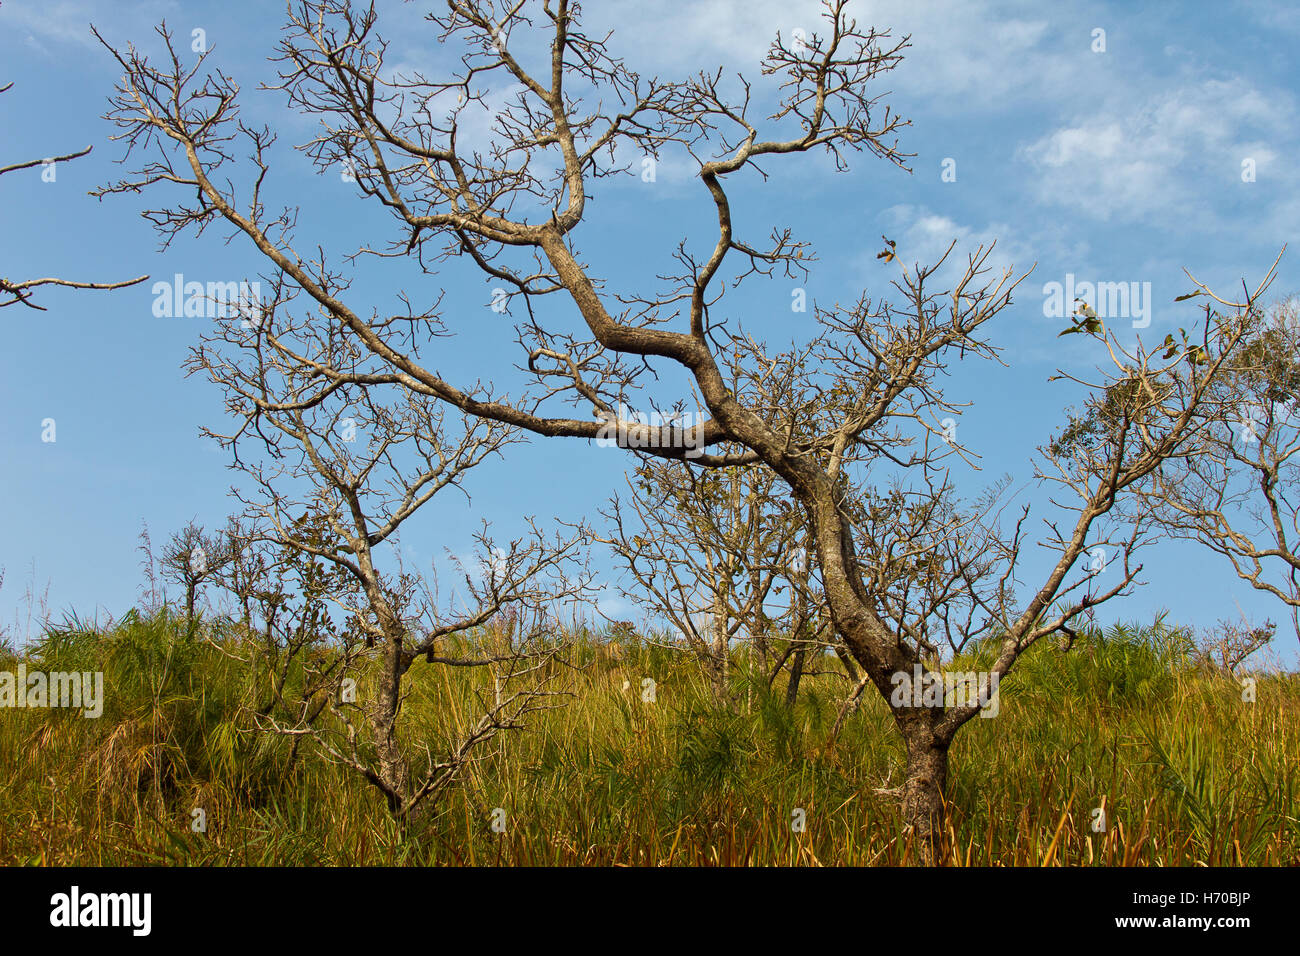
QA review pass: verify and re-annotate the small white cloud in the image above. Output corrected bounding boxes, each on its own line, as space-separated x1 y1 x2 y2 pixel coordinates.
874 204 1034 285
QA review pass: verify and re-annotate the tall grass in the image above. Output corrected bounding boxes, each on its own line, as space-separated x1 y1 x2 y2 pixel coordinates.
0 610 1295 865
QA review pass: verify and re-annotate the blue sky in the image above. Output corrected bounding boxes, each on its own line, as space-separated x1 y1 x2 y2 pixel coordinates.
2 0 1298 664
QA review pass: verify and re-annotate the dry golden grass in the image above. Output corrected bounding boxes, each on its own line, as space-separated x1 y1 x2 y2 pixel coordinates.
0 610 1296 865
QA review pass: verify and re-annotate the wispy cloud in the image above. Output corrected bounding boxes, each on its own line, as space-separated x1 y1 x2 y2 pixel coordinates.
1019 75 1296 225
1 0 177 50
585 0 1071 112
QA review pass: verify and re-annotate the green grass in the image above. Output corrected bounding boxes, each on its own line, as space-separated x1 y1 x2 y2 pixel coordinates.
0 609 1296 865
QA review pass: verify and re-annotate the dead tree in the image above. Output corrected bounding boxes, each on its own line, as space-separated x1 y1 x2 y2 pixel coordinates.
1195 618 1275 677
159 519 235 627
599 451 806 703
176 273 592 825
211 515 288 636
92 0 1275 860
1134 294 1300 648
0 81 146 309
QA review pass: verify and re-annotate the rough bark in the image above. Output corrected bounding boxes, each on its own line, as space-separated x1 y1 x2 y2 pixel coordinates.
900 719 951 865
372 634 412 816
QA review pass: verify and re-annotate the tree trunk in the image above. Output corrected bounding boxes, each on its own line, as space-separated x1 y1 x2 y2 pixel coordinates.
710 591 730 702
900 723 950 866
755 617 771 672
785 641 806 708
372 637 412 820
706 651 729 703
835 644 860 684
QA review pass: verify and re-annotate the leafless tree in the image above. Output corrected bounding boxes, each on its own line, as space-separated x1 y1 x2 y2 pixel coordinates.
92 0 1277 859
598 451 811 703
174 268 593 825
208 514 287 633
159 519 236 627
1195 618 1275 677
0 80 147 309
1134 294 1300 647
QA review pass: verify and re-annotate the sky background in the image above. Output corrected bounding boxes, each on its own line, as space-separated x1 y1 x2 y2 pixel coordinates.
2 0 1299 664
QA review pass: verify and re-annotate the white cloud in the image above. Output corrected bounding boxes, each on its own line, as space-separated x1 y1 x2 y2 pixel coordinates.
1019 76 1297 223
1240 0 1300 35
1 0 176 49
873 204 1037 286
583 0 1067 112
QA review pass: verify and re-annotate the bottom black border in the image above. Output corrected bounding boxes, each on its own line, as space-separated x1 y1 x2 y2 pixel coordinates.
2 865 1290 945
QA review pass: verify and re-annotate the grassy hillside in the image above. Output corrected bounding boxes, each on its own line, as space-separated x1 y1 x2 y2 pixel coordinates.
1 610 1296 865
